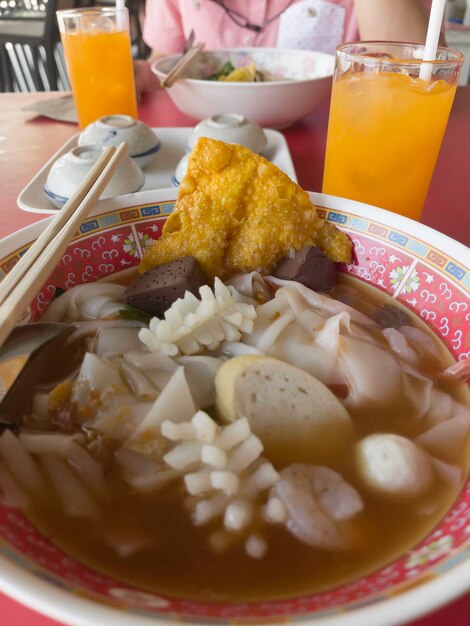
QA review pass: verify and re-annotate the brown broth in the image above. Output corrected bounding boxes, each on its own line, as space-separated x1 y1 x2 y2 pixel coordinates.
17 276 470 601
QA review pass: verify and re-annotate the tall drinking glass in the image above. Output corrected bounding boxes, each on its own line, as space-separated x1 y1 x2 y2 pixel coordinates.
322 42 463 220
57 7 138 128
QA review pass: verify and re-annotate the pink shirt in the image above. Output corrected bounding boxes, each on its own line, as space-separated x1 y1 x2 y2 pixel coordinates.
143 0 359 56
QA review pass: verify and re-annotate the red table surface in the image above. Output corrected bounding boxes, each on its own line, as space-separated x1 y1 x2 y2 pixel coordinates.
0 89 469 625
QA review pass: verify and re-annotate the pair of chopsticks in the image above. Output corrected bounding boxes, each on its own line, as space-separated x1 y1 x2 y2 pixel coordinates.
0 143 129 347
161 42 204 88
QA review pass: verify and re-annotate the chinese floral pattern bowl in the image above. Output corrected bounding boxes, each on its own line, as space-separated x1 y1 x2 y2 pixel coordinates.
0 189 468 626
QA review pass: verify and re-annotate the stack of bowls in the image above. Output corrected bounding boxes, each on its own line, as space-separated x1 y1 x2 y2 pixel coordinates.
44 115 160 209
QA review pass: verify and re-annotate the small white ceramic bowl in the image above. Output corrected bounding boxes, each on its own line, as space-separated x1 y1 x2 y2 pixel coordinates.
152 48 334 128
188 113 267 153
44 145 145 209
173 113 268 186
78 115 161 168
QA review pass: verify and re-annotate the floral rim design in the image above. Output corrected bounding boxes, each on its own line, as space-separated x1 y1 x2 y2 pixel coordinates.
0 196 468 623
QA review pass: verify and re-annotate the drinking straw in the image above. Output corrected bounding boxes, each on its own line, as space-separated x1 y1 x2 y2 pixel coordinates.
419 0 447 81
116 0 125 30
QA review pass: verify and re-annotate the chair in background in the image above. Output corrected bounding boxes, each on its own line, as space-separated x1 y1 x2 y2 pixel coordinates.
0 0 147 93
0 0 69 92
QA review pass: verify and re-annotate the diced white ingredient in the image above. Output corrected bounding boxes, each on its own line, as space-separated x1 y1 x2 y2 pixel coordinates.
242 462 280 497
210 471 239 496
184 469 212 495
356 434 433 498
161 420 197 442
224 499 253 532
193 493 230 525
163 442 202 470
227 434 263 473
215 417 251 450
191 410 217 443
264 497 287 524
40 454 98 519
245 534 267 559
201 445 227 469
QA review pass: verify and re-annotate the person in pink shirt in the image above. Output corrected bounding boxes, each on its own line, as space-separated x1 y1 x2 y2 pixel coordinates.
136 0 431 93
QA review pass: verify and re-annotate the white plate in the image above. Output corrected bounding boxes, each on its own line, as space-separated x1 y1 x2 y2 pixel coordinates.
17 127 297 215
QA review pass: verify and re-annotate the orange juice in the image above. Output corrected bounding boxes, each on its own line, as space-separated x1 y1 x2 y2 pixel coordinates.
322 44 462 221
61 28 137 128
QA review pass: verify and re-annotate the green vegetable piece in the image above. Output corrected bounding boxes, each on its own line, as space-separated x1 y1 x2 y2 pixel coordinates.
208 61 235 81
119 305 152 324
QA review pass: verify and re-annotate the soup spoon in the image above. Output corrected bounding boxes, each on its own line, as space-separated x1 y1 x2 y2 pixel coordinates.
0 323 76 428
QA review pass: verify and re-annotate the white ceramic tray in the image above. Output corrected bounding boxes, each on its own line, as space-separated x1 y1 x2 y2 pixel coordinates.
17 127 297 215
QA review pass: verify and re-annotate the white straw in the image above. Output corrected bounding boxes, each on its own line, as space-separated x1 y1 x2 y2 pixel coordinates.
116 0 125 31
419 0 447 81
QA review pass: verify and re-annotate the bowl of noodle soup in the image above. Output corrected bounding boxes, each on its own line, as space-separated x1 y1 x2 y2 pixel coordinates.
0 188 469 626
151 48 334 128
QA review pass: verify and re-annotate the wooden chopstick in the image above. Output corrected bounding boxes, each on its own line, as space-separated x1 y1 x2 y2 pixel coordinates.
0 142 128 347
162 43 204 88
0 146 118 308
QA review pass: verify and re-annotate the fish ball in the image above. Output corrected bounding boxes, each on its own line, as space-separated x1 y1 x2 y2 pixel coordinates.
356 434 432 498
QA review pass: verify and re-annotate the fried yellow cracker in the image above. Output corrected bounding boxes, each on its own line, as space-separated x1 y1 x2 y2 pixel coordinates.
314 220 353 263
139 139 257 277
139 138 351 277
224 159 318 273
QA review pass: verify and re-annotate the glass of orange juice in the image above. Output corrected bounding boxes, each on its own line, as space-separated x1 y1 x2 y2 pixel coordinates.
57 7 138 129
322 42 463 220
